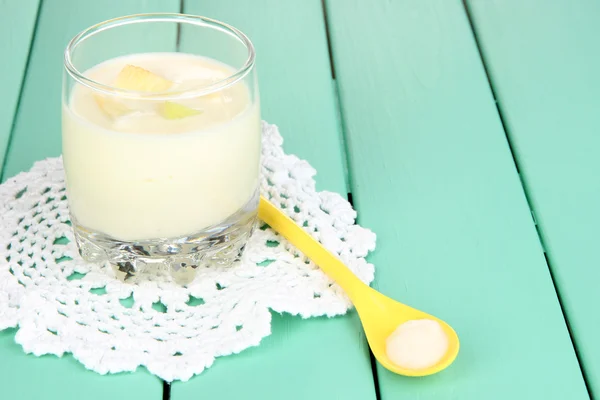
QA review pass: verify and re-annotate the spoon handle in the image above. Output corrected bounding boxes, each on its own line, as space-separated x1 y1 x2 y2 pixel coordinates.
258 196 368 300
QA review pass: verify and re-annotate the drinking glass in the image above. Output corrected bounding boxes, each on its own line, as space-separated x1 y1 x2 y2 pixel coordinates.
62 14 260 284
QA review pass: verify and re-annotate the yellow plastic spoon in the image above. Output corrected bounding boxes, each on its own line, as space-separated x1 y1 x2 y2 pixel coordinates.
258 196 459 377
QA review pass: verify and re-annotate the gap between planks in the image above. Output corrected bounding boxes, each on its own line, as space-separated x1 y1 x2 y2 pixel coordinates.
0 0 43 182
320 0 336 79
163 381 171 400
321 0 380 398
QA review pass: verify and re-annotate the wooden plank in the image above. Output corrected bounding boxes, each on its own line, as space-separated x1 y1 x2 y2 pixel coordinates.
326 0 589 398
0 328 163 399
466 0 600 394
0 1 178 399
171 1 374 399
0 0 39 173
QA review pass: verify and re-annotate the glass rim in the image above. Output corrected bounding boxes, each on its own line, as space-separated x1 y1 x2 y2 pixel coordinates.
64 13 256 100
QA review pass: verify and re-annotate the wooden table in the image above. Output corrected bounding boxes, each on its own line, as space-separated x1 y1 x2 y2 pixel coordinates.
1 1 598 398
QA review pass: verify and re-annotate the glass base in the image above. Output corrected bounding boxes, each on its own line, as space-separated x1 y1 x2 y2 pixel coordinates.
72 192 258 285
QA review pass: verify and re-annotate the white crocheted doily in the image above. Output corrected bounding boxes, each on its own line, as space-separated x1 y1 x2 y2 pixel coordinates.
0 122 376 382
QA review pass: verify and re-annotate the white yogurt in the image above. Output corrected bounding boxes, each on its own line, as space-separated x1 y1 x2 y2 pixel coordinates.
385 319 449 370
62 53 261 241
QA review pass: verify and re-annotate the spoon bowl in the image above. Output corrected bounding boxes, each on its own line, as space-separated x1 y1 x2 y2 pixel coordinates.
258 196 460 376
354 284 460 376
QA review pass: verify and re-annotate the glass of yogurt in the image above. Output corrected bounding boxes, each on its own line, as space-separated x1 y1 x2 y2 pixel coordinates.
62 14 261 284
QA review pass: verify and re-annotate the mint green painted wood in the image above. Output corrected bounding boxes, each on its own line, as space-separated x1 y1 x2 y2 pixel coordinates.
173 313 374 400
172 1 374 399
0 328 162 400
326 0 588 398
0 0 38 172
0 1 179 399
466 0 600 394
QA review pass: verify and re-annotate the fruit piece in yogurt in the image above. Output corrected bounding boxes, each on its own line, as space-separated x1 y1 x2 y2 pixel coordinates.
94 64 199 119
114 64 173 92
93 93 131 119
160 101 202 119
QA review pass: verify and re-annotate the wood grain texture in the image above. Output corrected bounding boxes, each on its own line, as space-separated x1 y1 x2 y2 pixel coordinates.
326 0 588 398
0 0 39 174
0 1 178 399
171 1 374 399
467 0 600 394
0 328 163 400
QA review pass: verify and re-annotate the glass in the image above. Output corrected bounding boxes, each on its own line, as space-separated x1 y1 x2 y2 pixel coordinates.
62 14 261 284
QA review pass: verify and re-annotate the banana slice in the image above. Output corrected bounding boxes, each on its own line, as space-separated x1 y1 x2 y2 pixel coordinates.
159 101 203 120
95 65 173 118
94 65 198 120
114 65 173 92
94 95 130 118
